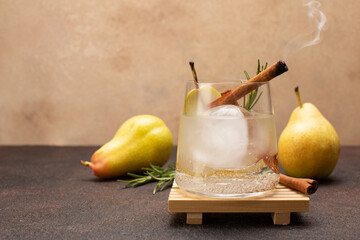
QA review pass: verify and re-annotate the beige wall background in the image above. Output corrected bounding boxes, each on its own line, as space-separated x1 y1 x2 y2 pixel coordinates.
0 0 359 146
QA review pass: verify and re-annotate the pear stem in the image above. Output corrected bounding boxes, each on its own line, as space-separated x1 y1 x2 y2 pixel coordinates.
189 61 199 89
295 86 303 108
80 160 93 168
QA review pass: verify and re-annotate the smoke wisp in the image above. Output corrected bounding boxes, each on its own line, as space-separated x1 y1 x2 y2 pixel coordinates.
283 0 327 60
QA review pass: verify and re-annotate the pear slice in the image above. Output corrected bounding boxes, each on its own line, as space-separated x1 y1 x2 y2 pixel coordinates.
184 86 221 115
184 89 201 115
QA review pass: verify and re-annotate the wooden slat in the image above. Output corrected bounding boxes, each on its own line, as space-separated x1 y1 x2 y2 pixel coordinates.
168 183 309 213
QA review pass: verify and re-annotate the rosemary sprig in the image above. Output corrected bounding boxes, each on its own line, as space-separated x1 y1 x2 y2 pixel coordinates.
243 59 268 110
117 162 175 194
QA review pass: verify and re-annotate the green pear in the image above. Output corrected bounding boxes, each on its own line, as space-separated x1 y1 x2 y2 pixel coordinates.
81 115 173 178
184 86 221 115
278 87 340 179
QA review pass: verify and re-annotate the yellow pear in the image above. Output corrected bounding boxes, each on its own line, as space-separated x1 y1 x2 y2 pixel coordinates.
81 115 173 178
184 86 221 115
278 87 340 179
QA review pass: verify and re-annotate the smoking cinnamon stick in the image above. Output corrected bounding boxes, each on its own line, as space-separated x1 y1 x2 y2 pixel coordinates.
209 60 288 108
220 90 239 106
279 174 318 195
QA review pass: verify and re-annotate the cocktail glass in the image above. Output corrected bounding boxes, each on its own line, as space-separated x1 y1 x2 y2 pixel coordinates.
175 80 279 198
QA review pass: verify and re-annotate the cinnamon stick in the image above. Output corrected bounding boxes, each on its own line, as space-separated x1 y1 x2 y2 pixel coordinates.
262 154 318 195
262 154 280 174
209 60 288 108
220 90 239 106
279 174 318 195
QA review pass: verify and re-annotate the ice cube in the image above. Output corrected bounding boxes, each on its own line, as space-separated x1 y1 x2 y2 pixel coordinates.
205 105 244 117
180 106 251 169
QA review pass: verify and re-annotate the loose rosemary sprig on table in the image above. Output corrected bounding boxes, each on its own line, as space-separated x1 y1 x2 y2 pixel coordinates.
117 162 175 194
243 59 268 110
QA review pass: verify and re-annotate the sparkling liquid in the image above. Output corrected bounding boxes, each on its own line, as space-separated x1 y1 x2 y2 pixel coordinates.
175 112 279 198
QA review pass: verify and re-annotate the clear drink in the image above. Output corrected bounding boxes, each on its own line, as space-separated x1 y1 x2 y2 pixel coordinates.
175 81 279 198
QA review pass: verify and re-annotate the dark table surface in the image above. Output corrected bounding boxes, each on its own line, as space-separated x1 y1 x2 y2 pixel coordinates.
0 146 359 240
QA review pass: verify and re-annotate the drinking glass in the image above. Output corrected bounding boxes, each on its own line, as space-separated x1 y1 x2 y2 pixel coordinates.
175 80 279 198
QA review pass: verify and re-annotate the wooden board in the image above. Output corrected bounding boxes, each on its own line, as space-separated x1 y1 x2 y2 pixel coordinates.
168 183 309 225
